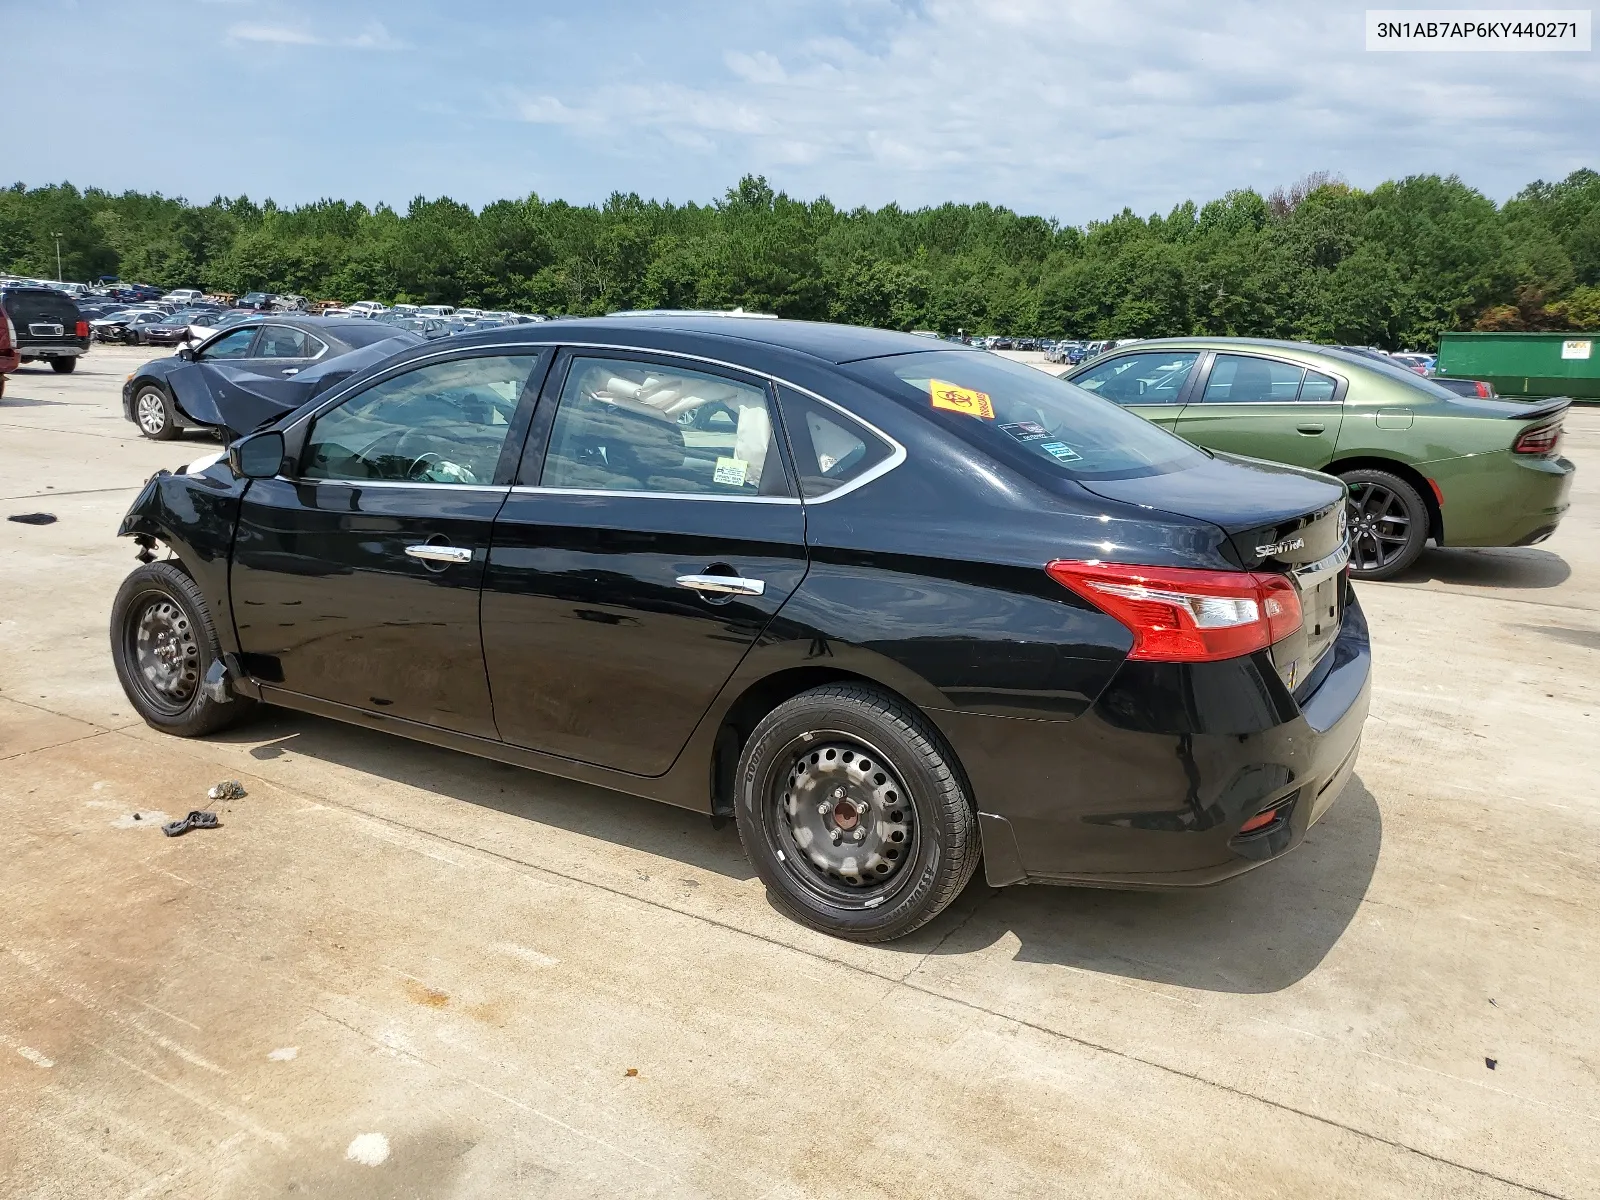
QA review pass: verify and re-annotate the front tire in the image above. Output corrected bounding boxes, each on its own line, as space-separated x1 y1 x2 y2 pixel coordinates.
133 385 179 440
51 357 77 374
110 562 255 737
1340 468 1428 580
735 683 981 942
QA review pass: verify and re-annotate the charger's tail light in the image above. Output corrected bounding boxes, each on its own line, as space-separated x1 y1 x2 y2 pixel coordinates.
1513 420 1562 456
1046 561 1302 663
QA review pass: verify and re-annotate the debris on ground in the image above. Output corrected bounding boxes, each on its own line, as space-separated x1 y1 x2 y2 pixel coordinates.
132 813 141 821
163 810 221 837
1485 1057 1498 1070
624 1068 639 1078
207 780 246 801
7 513 57 525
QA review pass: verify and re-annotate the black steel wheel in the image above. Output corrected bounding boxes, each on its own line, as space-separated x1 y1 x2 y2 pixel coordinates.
1339 468 1428 581
110 561 254 736
735 683 981 941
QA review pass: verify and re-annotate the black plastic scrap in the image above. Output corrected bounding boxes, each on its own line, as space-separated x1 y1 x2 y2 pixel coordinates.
163 810 220 837
7 513 57 525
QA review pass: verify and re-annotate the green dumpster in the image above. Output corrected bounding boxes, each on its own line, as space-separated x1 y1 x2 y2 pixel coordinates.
1436 331 1600 401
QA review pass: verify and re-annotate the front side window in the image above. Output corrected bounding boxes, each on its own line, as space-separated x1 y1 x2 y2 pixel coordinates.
1201 354 1306 403
539 356 791 497
302 353 540 485
1072 351 1199 404
200 328 258 359
846 349 1206 481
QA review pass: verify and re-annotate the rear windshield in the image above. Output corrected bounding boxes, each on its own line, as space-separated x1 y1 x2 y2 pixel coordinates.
2 289 80 323
846 349 1208 481
1321 348 1463 402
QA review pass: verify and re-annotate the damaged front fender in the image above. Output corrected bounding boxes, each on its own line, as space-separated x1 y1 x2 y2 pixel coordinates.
118 464 249 658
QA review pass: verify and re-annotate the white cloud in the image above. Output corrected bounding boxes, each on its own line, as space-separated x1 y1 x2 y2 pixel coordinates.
225 18 406 51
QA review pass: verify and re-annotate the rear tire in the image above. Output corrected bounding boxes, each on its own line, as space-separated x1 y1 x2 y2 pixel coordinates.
110 561 255 737
51 357 76 374
134 385 179 440
735 683 981 942
1339 468 1428 581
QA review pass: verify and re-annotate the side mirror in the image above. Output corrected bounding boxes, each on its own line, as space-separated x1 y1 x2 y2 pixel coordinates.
228 430 286 479
177 345 195 362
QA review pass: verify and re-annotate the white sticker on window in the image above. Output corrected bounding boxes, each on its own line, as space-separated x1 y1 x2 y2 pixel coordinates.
713 457 749 487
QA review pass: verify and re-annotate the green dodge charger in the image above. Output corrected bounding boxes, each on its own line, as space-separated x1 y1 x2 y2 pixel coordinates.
1064 339 1575 580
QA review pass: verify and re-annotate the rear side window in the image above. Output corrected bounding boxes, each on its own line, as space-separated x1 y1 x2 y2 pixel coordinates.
1299 370 1338 401
1201 354 1305 403
777 386 896 498
846 350 1206 481
539 356 792 498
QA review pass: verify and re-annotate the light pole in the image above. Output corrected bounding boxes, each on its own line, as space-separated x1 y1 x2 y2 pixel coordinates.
52 233 63 282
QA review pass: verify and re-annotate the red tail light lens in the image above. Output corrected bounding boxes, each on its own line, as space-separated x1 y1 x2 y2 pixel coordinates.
75 320 89 338
1513 421 1562 456
1046 561 1303 663
1474 381 1490 398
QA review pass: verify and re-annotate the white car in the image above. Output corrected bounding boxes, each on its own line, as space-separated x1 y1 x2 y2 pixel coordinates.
417 304 455 318
165 288 204 306
347 301 388 317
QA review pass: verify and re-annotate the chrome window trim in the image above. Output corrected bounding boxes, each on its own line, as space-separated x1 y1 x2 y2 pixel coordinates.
511 485 801 506
280 338 908 504
274 477 510 493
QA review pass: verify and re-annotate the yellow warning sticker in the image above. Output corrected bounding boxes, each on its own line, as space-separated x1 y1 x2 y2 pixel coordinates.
929 380 995 420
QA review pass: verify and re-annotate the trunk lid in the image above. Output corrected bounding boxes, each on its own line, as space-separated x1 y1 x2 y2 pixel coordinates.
1078 451 1349 696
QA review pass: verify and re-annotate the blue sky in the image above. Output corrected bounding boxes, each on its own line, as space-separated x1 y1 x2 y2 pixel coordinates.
9 0 1598 222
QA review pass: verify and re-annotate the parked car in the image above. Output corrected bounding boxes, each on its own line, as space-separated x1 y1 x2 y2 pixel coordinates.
347 301 388 318
0 285 91 372
236 292 278 311
121 318 425 440
1389 352 1435 376
1065 338 1574 579
115 310 183 345
165 289 204 307
142 310 219 346
110 314 1370 942
1430 377 1498 400
417 304 456 318
0 301 17 397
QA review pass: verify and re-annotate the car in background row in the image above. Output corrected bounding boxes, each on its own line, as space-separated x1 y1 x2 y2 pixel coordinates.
93 310 172 344
0 285 91 373
122 317 425 440
1065 338 1573 579
1430 377 1497 399
110 314 1370 942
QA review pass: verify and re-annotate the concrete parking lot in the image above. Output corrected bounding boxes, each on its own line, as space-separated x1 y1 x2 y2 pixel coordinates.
2 345 1597 1199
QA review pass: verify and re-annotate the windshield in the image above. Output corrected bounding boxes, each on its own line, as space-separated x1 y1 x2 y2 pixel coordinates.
847 350 1208 481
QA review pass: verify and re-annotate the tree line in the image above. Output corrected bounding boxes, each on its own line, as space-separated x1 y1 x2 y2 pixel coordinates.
3 169 1597 349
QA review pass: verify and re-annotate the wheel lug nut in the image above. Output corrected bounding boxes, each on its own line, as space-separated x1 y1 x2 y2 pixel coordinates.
818 802 830 815
830 830 842 845
853 829 865 842
832 786 847 801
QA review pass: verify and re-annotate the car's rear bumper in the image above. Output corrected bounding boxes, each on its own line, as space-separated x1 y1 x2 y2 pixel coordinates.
1433 450 1575 547
932 591 1373 888
17 342 87 358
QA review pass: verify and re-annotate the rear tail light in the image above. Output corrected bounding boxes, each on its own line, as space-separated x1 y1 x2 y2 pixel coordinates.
2 312 15 352
1474 381 1491 399
75 320 89 338
1046 561 1303 663
1513 421 1563 456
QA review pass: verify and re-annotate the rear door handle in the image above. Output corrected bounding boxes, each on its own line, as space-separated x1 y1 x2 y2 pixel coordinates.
676 573 765 596
281 368 300 375
405 544 473 564
1296 422 1326 434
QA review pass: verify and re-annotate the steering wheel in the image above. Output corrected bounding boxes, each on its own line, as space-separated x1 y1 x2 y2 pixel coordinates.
392 428 445 481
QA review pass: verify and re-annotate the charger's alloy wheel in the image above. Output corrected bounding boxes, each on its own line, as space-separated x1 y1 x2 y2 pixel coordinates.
1339 468 1428 580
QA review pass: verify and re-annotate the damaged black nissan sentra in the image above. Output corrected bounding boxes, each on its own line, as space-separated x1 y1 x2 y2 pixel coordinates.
111 315 1370 941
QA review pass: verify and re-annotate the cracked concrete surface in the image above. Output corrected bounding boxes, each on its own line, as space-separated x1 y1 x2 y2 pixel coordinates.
2 346 1596 1198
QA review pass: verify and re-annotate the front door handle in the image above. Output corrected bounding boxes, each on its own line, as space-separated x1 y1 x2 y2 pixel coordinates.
1296 422 1326 435
676 573 765 597
281 368 300 375
405 544 473 564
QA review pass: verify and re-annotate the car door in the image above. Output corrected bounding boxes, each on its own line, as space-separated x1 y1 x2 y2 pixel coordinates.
229 349 549 737
481 349 808 775
1067 349 1201 429
1174 352 1345 468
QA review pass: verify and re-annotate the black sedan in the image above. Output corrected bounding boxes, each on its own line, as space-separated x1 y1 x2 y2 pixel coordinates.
110 315 1370 941
122 317 425 440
